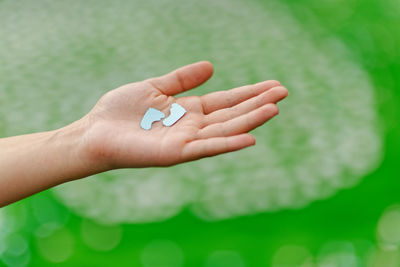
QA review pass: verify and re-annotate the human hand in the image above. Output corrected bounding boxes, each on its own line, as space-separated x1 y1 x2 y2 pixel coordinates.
80 61 288 169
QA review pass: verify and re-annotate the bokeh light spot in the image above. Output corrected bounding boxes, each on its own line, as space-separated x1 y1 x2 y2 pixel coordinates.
272 245 313 267
80 219 122 251
366 247 400 267
316 241 359 267
140 239 184 267
35 227 74 263
205 250 246 267
1 250 30 267
377 205 400 248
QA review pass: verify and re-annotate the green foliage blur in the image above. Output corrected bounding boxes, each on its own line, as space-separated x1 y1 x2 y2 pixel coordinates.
1 0 399 266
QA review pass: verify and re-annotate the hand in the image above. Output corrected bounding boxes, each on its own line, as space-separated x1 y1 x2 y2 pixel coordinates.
81 61 288 169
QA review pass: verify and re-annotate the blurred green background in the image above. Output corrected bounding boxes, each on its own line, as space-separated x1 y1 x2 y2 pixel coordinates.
0 0 399 266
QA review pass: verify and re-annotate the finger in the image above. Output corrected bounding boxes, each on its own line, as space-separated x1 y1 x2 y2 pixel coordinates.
182 133 255 162
146 61 214 96
200 80 281 114
198 103 278 139
205 86 288 125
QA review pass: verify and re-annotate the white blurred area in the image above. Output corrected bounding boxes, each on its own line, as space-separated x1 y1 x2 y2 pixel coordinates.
0 0 382 224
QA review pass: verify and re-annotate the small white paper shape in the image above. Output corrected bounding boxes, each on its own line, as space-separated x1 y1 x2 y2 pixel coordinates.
163 103 187 127
140 107 165 130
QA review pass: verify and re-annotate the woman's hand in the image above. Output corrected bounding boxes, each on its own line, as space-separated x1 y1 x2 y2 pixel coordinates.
81 61 288 169
0 61 288 206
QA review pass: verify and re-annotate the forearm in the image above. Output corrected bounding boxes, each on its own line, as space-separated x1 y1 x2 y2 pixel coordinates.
0 119 101 206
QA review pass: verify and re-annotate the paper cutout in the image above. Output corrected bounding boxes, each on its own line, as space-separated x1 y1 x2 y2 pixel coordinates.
140 108 165 130
162 103 187 127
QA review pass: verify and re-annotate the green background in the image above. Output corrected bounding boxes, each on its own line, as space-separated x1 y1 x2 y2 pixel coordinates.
1 0 399 266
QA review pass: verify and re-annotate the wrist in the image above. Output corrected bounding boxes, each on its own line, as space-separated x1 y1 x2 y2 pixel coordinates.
52 117 110 182
0 118 105 205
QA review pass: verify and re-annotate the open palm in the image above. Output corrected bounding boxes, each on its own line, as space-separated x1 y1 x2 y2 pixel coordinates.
83 61 288 169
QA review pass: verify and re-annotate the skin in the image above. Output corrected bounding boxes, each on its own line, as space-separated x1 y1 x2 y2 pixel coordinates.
0 61 288 207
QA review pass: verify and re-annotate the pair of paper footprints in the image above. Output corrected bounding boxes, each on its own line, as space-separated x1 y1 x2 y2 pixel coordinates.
140 103 187 130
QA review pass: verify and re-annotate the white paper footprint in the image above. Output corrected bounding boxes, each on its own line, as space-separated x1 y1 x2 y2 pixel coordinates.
140 108 165 130
162 103 187 127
